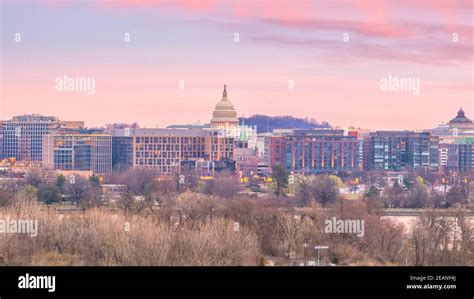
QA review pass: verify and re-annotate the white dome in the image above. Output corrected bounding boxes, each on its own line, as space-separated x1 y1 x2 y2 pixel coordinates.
210 85 239 128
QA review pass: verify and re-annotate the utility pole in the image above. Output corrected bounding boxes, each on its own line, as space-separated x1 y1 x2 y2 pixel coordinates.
303 243 309 266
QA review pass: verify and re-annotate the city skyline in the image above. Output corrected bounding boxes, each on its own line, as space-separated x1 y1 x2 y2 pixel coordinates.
1 0 473 130
1 93 472 132
0 1 473 288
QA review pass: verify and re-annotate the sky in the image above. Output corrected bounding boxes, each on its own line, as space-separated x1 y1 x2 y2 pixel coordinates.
0 0 473 130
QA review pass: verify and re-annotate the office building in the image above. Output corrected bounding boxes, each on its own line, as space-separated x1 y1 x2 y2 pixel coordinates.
111 128 234 176
234 147 259 177
270 129 358 175
42 133 112 175
348 127 371 171
439 137 474 173
432 108 474 143
448 108 474 131
364 131 439 172
0 114 84 164
109 129 134 171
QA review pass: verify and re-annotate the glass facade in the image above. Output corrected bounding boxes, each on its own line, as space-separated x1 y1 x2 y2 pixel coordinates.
365 131 439 172
458 144 474 172
0 115 62 163
42 134 112 175
112 136 133 170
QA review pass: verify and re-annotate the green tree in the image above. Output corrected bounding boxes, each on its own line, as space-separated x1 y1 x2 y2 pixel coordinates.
89 174 101 188
364 186 380 199
37 183 61 206
56 174 66 193
271 164 289 196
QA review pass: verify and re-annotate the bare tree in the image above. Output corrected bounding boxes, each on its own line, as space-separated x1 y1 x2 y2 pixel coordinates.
64 175 91 206
204 171 241 198
24 167 53 187
117 192 144 216
312 175 340 206
107 167 157 195
363 216 405 264
295 176 313 206
446 185 469 207
406 182 429 208
409 209 464 266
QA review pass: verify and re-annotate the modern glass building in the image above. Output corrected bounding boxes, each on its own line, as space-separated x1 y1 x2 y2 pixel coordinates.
0 115 62 163
42 134 112 175
112 136 134 171
363 131 439 172
458 143 474 172
0 114 85 164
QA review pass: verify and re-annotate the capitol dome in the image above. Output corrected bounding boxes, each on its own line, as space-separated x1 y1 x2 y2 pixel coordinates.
210 85 239 129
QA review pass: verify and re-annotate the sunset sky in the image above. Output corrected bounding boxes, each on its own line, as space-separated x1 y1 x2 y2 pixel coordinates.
1 0 472 130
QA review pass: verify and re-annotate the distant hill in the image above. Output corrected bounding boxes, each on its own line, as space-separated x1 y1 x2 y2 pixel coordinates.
240 115 331 133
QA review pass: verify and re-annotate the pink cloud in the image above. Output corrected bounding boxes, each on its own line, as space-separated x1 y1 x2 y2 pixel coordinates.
249 32 473 66
262 18 413 38
35 0 473 39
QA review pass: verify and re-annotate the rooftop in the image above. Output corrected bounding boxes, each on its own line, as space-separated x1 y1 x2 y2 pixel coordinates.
449 108 472 124
110 128 223 137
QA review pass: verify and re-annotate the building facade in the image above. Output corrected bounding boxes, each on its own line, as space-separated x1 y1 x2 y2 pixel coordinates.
439 143 459 172
0 121 3 160
270 129 358 175
1 115 62 163
432 109 474 173
234 147 260 177
0 114 84 164
42 134 112 175
111 135 134 171
432 108 474 143
447 108 474 132
458 142 474 172
439 138 474 173
347 127 371 171
111 128 234 176
363 131 439 172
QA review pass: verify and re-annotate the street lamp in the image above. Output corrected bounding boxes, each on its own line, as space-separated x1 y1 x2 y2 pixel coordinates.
314 246 329 266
